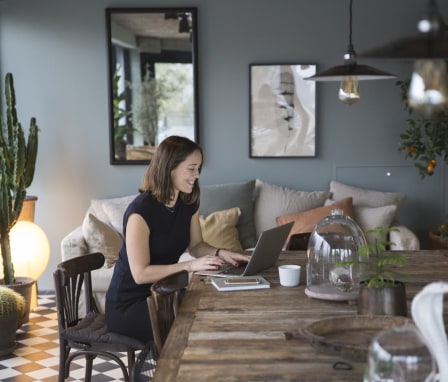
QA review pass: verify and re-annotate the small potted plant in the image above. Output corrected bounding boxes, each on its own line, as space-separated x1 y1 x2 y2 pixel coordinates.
0 286 25 356
428 223 448 249
356 227 408 316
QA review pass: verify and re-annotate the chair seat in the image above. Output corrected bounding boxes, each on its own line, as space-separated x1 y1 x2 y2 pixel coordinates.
54 252 150 381
63 312 146 350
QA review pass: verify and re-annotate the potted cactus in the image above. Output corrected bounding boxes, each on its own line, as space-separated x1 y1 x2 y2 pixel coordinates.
0 286 26 356
0 73 39 324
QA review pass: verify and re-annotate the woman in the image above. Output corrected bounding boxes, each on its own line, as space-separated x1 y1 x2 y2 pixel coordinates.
105 136 250 342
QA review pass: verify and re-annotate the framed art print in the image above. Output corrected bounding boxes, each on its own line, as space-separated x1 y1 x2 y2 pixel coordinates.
249 64 316 158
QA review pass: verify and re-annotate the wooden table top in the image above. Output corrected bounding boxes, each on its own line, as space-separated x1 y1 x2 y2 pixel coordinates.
153 250 448 382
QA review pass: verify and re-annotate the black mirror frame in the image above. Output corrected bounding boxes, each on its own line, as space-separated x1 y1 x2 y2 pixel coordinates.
106 7 199 165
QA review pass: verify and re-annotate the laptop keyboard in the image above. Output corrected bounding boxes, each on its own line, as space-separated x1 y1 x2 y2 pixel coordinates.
219 263 247 275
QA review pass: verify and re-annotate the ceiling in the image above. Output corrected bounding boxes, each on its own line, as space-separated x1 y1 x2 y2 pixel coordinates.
111 12 191 40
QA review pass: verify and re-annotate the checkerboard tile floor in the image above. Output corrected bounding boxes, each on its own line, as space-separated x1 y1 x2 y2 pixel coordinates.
0 295 134 382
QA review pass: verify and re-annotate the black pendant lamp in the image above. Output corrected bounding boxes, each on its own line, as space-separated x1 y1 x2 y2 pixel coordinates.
360 0 448 116
306 0 396 105
360 0 447 59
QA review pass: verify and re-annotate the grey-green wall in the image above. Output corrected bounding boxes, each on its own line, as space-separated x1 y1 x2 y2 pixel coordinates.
1 0 446 290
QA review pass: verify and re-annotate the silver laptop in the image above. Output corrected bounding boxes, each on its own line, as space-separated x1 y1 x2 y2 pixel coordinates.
196 222 294 278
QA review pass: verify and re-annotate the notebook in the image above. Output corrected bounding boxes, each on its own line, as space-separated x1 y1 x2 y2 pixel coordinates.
196 221 293 278
211 275 271 291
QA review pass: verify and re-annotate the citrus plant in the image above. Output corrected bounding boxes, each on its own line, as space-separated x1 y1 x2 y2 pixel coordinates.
433 223 448 242
397 79 448 179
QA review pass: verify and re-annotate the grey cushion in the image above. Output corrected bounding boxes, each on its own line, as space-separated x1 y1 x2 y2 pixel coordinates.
200 180 256 249
329 180 406 224
254 179 331 237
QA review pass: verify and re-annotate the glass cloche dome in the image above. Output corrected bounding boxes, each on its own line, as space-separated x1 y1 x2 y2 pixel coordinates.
305 209 367 301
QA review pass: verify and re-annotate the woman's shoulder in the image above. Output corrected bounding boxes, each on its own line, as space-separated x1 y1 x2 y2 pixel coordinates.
127 192 157 212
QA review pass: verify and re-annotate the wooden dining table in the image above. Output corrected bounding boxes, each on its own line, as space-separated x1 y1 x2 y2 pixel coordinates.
153 250 448 382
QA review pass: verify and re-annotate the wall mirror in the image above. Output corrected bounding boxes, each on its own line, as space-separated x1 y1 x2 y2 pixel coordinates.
106 8 199 164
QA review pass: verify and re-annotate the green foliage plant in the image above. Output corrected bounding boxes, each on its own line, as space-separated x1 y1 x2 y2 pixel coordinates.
397 79 448 179
112 67 133 149
339 227 408 289
0 73 39 285
132 63 184 146
359 227 408 288
0 286 25 316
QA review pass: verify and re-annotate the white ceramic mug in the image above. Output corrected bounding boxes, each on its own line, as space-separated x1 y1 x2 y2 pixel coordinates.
278 265 301 287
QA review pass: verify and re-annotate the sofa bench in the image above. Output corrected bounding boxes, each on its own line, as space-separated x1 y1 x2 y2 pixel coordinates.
61 179 420 312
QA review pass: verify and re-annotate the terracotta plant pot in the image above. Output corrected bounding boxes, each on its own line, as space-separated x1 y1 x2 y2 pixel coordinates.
0 312 21 356
357 280 407 317
1 277 35 327
428 231 448 250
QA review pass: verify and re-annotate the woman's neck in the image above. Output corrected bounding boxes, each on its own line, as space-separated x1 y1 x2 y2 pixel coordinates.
166 190 179 208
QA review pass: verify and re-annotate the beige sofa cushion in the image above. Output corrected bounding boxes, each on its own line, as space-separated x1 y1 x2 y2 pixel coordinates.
200 207 243 252
329 180 405 224
254 179 331 237
324 198 398 244
82 213 123 267
90 194 137 235
353 204 397 232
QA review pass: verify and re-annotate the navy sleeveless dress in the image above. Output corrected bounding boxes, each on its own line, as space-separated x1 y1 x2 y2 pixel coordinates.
105 192 196 342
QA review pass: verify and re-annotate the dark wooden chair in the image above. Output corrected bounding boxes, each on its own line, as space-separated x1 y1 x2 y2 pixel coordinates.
130 270 189 381
148 270 189 353
287 232 311 250
53 252 147 382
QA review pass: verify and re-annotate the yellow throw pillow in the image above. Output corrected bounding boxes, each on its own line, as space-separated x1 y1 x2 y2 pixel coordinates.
200 207 244 252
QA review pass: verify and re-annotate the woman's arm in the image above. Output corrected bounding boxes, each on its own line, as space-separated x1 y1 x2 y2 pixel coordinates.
126 213 228 284
126 213 186 284
188 210 251 266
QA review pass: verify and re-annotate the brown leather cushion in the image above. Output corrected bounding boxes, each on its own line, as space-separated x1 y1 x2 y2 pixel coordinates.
276 197 354 243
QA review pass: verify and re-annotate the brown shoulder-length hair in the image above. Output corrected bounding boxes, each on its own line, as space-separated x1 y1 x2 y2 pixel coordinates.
141 136 203 207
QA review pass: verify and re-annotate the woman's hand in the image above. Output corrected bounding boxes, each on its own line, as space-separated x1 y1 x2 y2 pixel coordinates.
217 249 251 267
188 255 225 272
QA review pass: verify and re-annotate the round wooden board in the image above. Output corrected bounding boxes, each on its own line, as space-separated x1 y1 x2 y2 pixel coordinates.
290 315 414 362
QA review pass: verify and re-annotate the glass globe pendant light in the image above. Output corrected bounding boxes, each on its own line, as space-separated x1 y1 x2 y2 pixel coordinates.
305 0 396 105
360 0 448 116
408 59 448 116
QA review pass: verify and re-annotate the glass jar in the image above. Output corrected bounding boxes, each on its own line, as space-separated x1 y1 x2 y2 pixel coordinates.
364 326 436 382
305 209 367 301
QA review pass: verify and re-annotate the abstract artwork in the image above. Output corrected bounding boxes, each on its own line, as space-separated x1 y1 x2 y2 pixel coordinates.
250 64 316 157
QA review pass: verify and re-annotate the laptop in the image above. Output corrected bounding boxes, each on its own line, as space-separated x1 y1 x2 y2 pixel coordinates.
196 221 294 278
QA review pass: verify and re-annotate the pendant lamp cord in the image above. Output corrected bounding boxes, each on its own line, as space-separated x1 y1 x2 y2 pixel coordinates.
347 0 354 53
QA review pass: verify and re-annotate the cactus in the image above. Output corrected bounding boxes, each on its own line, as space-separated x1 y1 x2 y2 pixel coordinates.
0 286 25 316
0 73 39 285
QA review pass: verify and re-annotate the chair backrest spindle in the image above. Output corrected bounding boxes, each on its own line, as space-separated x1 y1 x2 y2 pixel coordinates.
148 270 189 354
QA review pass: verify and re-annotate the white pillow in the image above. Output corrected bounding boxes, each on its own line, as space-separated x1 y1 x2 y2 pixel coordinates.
82 213 123 268
254 179 331 237
324 198 397 244
354 205 397 244
90 194 137 236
